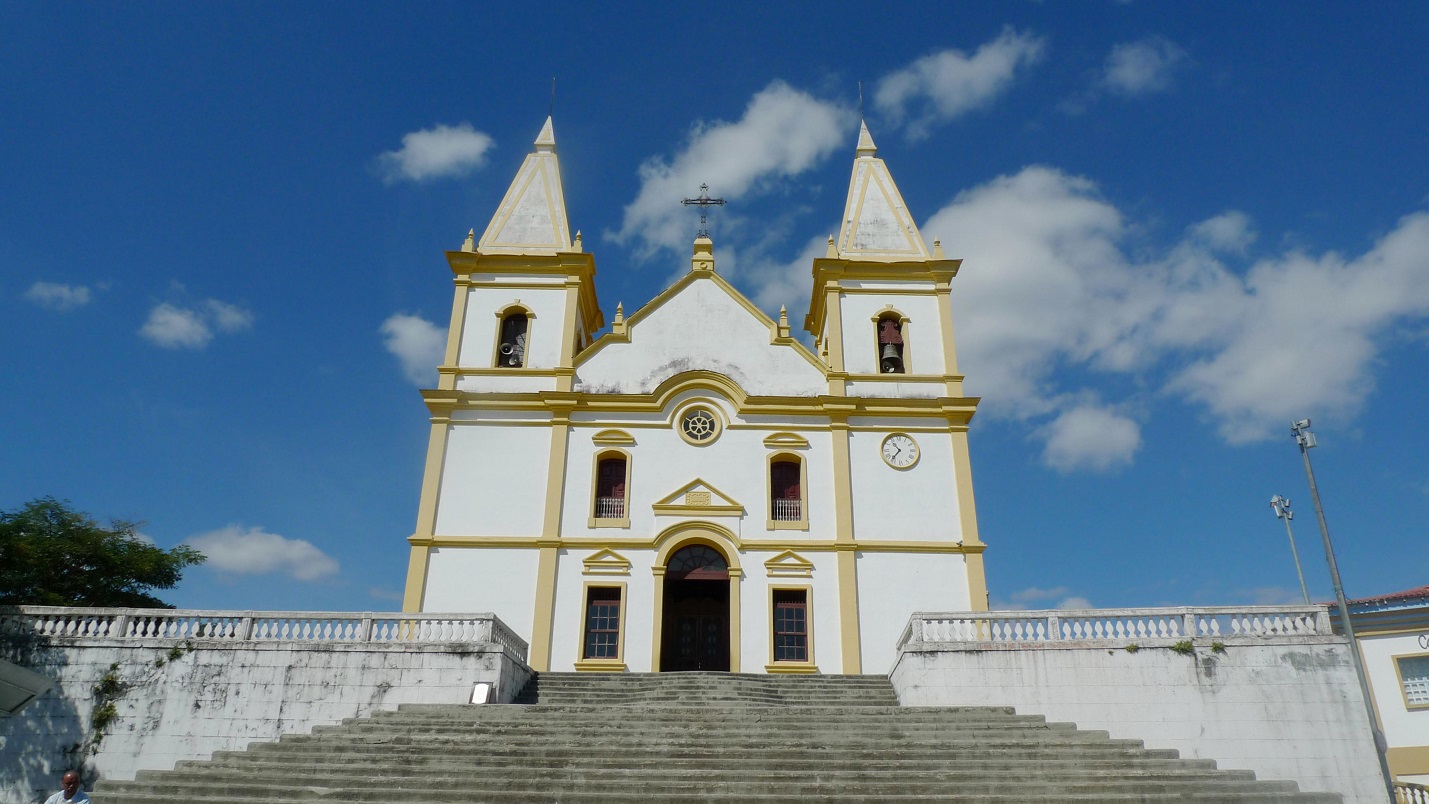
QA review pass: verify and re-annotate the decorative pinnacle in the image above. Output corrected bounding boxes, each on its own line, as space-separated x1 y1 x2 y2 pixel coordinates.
681 183 726 239
613 302 624 324
462 229 476 252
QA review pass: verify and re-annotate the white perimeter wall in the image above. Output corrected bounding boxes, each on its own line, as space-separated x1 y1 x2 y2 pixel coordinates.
0 640 530 804
891 639 1385 802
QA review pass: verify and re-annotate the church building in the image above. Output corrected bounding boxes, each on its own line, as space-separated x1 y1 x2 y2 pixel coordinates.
401 117 987 675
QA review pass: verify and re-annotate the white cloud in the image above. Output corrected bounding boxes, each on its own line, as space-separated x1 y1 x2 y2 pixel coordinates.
205 299 255 332
993 585 1094 610
911 165 1429 459
186 525 339 581
376 123 494 184
140 303 213 349
875 28 1045 139
380 313 444 385
1039 406 1142 473
1102 36 1188 96
612 81 851 257
24 281 93 311
140 298 253 349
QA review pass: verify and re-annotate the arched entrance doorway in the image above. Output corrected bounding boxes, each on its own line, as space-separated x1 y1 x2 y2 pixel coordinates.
660 544 731 671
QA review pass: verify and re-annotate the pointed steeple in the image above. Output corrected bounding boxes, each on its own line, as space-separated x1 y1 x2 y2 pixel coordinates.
835 121 930 261
477 116 573 255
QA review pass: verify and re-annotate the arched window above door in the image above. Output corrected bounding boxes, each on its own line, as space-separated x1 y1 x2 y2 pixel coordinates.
666 544 729 579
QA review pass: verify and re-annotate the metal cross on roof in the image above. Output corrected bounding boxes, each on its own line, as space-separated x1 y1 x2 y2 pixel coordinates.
681 183 726 239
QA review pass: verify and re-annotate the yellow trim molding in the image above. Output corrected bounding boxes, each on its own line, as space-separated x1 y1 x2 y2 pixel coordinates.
765 451 810 531
764 550 815 578
574 580 628 672
490 303 537 369
1388 745 1429 777
582 548 632 576
649 524 744 673
652 478 746 517
587 448 632 528
1392 651 1429 711
591 428 636 446
763 432 810 449
765 582 817 674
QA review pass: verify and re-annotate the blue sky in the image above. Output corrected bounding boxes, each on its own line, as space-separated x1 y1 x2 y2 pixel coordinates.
3 4 1427 615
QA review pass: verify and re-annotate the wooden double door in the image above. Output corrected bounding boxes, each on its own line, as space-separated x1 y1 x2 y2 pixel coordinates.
660 577 730 672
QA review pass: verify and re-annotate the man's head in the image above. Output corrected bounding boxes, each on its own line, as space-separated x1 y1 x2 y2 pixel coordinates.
60 770 80 797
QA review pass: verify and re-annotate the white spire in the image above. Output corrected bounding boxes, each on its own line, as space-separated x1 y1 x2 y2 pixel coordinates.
477 116 573 255
835 121 930 261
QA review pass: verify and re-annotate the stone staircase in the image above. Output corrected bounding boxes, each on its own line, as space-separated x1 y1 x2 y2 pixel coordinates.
93 672 1342 803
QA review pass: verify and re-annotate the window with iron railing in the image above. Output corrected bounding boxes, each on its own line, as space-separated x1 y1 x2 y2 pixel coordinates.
594 496 625 519
770 460 802 522
593 455 627 521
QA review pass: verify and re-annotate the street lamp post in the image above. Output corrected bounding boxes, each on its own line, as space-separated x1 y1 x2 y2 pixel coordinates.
1289 419 1396 799
1268 496 1310 604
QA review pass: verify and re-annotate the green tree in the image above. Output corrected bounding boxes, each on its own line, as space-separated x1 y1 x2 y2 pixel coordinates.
0 498 204 608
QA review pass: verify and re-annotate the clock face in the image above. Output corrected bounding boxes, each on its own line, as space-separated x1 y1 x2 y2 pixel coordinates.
881 433 919 469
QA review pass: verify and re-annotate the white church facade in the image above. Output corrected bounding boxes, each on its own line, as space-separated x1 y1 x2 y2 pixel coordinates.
401 117 988 675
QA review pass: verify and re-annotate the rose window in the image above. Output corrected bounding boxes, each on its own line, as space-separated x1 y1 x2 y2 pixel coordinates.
680 408 719 444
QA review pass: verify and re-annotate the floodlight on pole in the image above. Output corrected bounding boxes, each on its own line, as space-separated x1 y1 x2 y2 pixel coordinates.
1269 495 1310 605
1289 418 1395 798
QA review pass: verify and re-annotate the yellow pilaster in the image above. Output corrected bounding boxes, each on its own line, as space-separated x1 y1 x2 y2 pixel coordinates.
951 427 989 611
402 416 451 611
829 412 862 672
936 285 964 397
437 277 471 391
556 280 581 392
529 401 574 671
824 282 847 395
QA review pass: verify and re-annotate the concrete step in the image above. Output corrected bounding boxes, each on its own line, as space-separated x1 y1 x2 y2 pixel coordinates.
92 672 1341 803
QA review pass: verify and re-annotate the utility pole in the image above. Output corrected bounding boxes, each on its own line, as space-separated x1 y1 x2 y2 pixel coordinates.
1268 496 1310 604
1290 419 1396 799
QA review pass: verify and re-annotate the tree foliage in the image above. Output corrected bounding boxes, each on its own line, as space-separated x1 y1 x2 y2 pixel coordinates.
0 498 205 608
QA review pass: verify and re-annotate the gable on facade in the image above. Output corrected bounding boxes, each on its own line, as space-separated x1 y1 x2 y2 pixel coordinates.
575 251 825 398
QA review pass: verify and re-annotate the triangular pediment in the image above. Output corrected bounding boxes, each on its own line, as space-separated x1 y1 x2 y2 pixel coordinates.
837 123 930 261
765 550 815 578
652 478 745 517
582 549 632 576
478 116 572 255
575 268 826 397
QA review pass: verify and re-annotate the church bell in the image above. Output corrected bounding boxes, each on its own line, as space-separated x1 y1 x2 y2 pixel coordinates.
880 343 903 373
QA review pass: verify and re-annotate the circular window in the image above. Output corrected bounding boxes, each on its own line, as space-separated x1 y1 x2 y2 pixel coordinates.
678 407 721 445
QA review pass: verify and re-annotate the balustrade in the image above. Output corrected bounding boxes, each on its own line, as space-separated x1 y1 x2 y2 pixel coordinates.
899 605 1332 650
1397 781 1429 804
0 606 527 660
594 496 625 519
771 498 802 521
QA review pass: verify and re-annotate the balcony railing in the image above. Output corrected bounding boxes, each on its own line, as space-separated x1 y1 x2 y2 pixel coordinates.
594 496 626 519
0 606 528 661
1398 781 1429 804
771 498 802 521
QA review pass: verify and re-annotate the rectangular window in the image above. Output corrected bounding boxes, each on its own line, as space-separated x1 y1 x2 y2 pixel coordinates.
1401 655 1429 706
773 589 808 662
583 587 622 660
